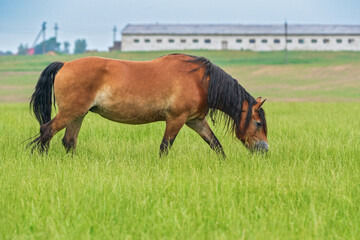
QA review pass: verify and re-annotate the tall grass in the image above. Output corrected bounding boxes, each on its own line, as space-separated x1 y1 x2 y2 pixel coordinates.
0 103 359 239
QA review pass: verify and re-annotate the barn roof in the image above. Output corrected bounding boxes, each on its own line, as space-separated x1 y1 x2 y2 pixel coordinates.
122 24 360 36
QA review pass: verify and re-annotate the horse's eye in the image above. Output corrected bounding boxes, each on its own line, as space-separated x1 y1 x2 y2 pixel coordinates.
255 121 262 128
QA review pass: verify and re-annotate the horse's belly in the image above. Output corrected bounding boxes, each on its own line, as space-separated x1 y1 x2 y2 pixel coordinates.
90 103 165 124
91 84 175 124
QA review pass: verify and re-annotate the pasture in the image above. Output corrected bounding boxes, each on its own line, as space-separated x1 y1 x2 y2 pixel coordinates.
0 51 360 239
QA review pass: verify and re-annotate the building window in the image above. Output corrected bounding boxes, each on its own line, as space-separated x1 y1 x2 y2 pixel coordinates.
236 39 242 43
336 39 342 43
298 39 304 44
249 39 256 43
286 39 292 43
348 38 355 44
180 39 186 43
261 39 267 43
311 39 317 43
193 39 199 43
133 39 139 43
144 39 150 43
204 39 211 43
168 39 174 43
323 39 330 44
156 39 162 43
274 39 280 44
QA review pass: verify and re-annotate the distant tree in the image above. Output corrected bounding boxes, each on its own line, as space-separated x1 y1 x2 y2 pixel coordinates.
74 39 87 54
63 41 70 54
17 44 28 55
34 37 61 54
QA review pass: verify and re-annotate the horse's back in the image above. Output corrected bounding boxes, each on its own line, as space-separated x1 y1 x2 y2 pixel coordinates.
54 55 207 124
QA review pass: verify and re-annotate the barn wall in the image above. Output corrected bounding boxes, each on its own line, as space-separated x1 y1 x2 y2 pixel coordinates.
121 34 360 51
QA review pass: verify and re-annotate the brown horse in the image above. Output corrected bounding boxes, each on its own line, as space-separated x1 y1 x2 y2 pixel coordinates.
28 54 268 157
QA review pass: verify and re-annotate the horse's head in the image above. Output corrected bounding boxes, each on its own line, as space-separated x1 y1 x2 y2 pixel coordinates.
235 97 269 153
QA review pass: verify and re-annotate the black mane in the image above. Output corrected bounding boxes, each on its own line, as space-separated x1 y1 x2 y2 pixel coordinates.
183 54 267 135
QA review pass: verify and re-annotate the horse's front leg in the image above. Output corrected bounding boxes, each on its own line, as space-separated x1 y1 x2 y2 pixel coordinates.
186 118 226 158
159 116 187 157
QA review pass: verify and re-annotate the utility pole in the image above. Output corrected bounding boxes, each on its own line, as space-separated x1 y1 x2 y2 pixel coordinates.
42 21 47 54
113 25 117 43
284 20 288 64
54 23 59 40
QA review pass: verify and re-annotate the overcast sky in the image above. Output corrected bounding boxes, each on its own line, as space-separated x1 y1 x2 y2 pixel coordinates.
1 0 359 53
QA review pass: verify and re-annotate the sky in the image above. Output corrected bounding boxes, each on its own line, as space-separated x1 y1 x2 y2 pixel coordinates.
0 0 359 53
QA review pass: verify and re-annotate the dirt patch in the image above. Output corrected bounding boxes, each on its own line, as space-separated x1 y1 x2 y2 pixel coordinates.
0 85 28 90
0 95 30 102
250 66 295 76
0 85 32 102
269 97 360 102
0 71 39 76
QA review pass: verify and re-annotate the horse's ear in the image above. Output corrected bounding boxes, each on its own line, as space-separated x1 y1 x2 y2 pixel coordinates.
254 98 266 111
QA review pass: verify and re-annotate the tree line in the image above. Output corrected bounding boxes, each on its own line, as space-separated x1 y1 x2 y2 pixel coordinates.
17 38 87 55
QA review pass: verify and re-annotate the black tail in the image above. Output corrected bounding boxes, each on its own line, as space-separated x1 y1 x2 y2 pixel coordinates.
30 62 64 126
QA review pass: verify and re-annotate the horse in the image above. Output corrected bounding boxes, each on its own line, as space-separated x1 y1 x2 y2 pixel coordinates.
28 53 268 157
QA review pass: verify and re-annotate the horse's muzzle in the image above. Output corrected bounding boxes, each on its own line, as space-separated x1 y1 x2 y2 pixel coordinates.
253 140 269 153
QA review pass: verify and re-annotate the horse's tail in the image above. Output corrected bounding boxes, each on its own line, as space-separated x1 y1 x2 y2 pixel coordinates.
30 62 64 126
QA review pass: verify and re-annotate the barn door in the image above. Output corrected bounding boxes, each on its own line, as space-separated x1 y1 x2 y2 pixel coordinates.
221 41 228 50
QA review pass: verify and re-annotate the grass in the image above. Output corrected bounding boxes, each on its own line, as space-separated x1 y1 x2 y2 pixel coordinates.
1 51 360 239
0 103 359 239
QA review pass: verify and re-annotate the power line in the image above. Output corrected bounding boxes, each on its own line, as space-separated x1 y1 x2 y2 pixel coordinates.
54 23 59 40
31 29 43 47
284 20 288 64
42 22 46 54
113 25 117 42
31 22 47 53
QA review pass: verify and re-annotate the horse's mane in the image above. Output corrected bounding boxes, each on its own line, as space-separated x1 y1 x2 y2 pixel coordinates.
171 53 267 135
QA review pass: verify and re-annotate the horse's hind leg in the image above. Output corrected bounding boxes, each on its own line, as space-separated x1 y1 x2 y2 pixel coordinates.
62 116 85 153
186 118 226 158
30 112 78 154
159 116 187 157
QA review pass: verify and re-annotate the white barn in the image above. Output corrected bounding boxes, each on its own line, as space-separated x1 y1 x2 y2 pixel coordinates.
121 24 360 52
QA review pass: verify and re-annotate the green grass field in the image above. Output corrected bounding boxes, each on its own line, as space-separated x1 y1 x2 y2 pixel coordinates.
0 51 360 239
